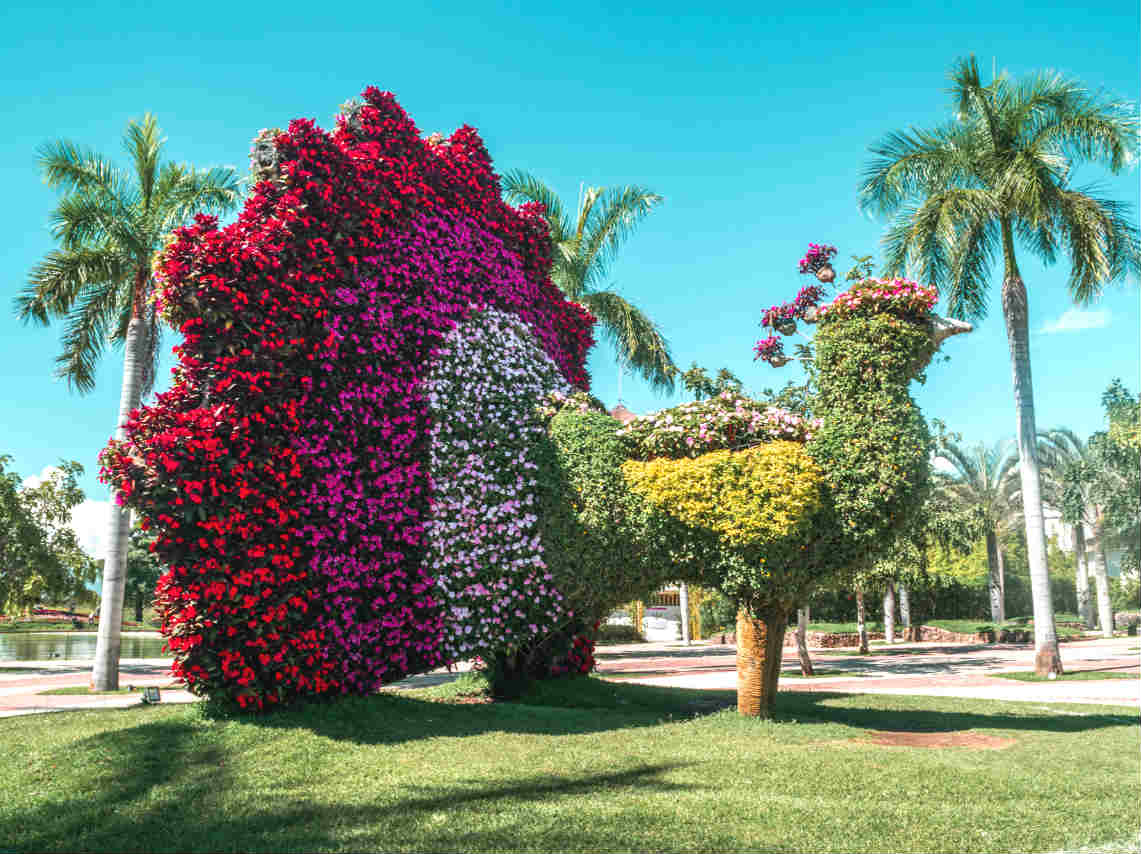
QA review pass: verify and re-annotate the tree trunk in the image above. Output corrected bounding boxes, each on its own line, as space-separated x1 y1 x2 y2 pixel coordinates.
736 609 788 717
899 585 911 629
883 581 896 644
985 529 1004 624
1090 523 1114 639
1074 523 1093 628
1000 266 1062 675
134 590 143 624
91 312 146 690
855 588 869 654
795 606 813 676
997 547 1006 622
679 583 691 646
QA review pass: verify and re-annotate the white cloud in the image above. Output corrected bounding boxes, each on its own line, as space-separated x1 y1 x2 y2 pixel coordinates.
1041 308 1111 334
70 500 112 562
20 465 64 491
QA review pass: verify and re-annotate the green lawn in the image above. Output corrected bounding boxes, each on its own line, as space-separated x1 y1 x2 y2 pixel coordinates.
990 670 1139 682
0 620 159 634
0 677 1137 853
38 686 133 696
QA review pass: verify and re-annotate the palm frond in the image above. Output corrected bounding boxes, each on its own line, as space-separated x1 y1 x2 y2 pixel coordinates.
54 281 120 394
1024 91 1139 174
858 124 974 215
941 188 998 320
499 170 572 244
1055 188 1141 303
47 193 120 251
36 140 128 198
123 114 164 209
579 290 676 394
153 164 242 233
579 185 663 280
16 247 127 326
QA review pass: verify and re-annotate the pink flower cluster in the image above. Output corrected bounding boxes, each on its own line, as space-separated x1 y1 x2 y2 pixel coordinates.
798 243 837 275
619 391 818 460
100 88 596 709
816 277 937 321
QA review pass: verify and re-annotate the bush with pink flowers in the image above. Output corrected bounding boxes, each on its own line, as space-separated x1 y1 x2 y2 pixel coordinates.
100 88 596 711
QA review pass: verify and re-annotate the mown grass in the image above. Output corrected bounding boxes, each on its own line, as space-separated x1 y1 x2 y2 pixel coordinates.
1 677 1137 853
990 670 1139 682
0 620 159 634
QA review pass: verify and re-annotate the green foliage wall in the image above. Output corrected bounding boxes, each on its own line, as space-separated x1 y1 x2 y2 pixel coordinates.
534 410 672 627
807 310 935 571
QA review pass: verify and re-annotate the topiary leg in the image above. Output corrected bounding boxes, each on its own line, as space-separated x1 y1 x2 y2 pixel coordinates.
736 609 788 717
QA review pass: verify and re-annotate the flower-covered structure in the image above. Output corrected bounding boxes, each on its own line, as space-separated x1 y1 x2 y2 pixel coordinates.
624 273 971 716
100 88 595 710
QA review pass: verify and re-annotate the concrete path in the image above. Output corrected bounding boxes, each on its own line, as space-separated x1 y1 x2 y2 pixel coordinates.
1 634 1136 717
596 635 1141 707
0 658 194 717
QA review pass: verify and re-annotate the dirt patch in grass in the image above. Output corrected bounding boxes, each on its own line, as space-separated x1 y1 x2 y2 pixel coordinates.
860 730 1016 750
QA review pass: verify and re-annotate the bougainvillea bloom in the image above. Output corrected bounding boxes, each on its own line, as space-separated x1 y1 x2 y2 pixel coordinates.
101 89 594 710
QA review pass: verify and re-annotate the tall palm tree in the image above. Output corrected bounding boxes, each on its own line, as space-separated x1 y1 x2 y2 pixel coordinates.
1037 429 1105 631
859 56 1139 674
16 114 240 689
934 439 1021 623
501 171 677 393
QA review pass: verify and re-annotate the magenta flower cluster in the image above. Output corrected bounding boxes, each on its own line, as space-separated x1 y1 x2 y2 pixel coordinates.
98 88 597 710
798 243 837 275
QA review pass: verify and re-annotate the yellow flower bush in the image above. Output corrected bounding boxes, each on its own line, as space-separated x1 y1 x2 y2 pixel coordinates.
622 442 824 553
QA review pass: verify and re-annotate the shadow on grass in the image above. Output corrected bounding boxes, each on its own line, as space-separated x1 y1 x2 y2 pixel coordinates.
772 690 1137 735
1 700 702 853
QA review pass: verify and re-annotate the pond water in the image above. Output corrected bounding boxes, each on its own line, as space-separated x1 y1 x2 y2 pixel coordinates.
0 632 170 661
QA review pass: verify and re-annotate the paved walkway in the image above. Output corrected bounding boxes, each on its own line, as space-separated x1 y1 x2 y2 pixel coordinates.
1 635 1136 717
596 635 1140 707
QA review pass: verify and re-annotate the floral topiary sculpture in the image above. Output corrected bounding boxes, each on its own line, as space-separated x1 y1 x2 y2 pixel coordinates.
100 89 596 710
621 274 972 716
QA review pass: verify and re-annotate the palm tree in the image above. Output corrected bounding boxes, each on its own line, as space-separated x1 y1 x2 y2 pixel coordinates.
934 440 1021 623
501 171 677 393
16 114 240 689
859 56 1140 674
1037 429 1103 631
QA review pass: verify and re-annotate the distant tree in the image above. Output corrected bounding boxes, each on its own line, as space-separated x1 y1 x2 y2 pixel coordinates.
125 524 164 624
860 55 1139 674
934 439 1021 622
0 458 97 614
680 363 743 401
501 171 676 392
16 114 240 688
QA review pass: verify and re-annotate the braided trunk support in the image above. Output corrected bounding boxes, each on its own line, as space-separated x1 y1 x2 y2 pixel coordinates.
736 610 788 717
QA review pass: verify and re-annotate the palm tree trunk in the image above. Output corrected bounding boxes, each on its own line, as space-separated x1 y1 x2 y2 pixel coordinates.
899 585 911 630
997 547 1006 622
1074 523 1093 628
91 308 145 691
1090 522 1114 639
855 588 869 653
883 581 896 644
736 609 787 717
1000 264 1062 675
795 606 813 676
985 529 1004 623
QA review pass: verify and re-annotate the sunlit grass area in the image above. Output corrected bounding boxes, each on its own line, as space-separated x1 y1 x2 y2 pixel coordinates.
1 677 1137 853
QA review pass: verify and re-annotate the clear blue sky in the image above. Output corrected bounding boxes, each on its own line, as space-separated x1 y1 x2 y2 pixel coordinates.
1 0 1137 556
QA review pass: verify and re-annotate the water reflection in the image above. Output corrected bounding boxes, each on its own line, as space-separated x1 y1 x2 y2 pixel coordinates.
0 632 169 661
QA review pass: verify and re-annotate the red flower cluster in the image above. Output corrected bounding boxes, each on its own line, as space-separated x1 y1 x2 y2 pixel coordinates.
101 88 594 711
